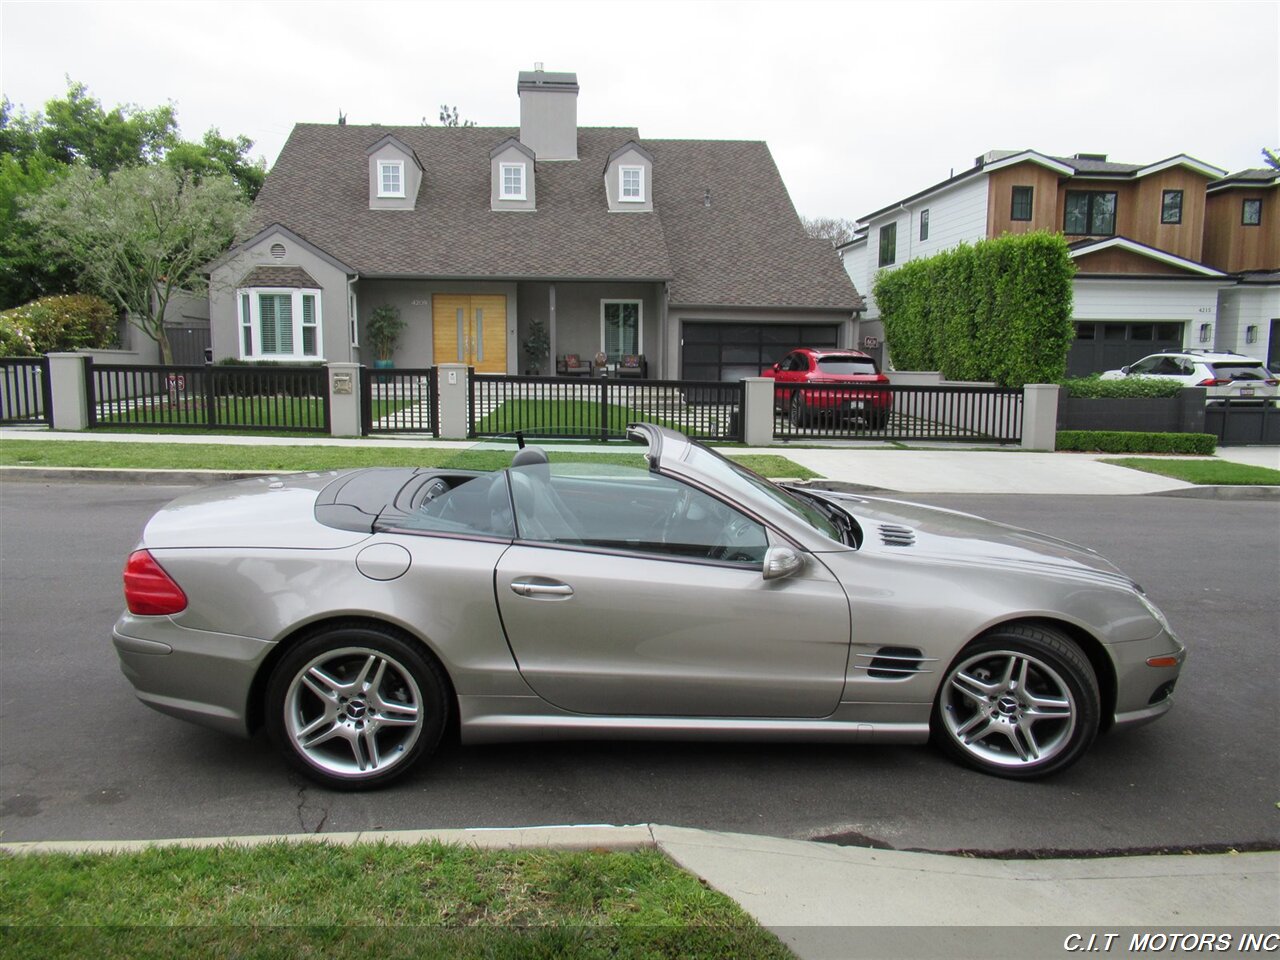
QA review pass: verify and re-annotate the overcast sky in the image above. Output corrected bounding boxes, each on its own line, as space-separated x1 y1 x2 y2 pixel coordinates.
2 0 1276 222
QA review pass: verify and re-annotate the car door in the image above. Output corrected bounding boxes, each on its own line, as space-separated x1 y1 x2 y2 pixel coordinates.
493 461 851 718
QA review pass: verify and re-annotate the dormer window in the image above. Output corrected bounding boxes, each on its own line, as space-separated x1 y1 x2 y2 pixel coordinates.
501 163 527 200
378 161 405 198
620 166 644 202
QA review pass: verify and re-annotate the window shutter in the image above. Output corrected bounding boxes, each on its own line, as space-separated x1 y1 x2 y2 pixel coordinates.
276 295 294 353
259 294 278 354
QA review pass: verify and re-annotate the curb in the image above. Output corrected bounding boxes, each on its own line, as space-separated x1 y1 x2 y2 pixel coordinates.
0 824 658 856
1148 484 1280 501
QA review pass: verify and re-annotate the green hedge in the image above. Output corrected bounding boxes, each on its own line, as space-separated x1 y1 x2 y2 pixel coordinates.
1061 375 1183 399
0 294 117 356
1056 430 1216 455
874 232 1075 387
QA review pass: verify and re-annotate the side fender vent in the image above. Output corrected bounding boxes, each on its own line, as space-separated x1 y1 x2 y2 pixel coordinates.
858 646 935 679
878 523 916 547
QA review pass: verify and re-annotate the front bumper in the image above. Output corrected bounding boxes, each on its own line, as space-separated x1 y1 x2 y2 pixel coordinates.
1109 627 1186 731
113 613 274 738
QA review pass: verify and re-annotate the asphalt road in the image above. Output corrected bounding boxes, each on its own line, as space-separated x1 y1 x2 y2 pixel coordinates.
1 477 1277 852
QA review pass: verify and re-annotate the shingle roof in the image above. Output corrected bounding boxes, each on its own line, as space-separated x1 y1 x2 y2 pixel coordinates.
245 124 859 311
239 266 319 288
1049 155 1144 175
1211 168 1279 187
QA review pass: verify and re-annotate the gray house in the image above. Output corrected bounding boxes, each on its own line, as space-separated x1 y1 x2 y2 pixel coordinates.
206 68 860 380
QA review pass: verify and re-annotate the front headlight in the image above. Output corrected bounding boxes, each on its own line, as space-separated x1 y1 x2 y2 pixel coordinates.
1137 591 1172 634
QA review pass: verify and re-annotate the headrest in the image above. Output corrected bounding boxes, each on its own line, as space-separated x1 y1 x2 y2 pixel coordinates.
511 445 549 468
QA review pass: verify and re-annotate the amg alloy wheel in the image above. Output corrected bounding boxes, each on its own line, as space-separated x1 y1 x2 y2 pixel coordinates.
266 625 448 790
933 625 1099 779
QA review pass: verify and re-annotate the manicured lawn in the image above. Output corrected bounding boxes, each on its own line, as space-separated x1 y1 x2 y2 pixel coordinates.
0 841 791 959
1102 458 1280 485
476 399 710 438
94 396 415 431
0 439 818 479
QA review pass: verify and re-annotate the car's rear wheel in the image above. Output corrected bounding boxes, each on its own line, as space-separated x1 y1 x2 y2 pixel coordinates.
867 408 890 431
266 624 448 790
789 393 808 427
932 624 1099 779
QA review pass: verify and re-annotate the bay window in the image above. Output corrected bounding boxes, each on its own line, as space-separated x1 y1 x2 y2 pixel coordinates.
237 288 323 360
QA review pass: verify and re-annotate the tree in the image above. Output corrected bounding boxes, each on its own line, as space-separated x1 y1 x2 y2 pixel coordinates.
164 128 267 201
24 165 249 362
33 80 178 172
801 216 859 247
0 151 75 306
438 104 476 127
1263 148 1280 172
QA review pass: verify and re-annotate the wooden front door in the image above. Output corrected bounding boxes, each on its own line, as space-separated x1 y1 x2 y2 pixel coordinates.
432 295 507 373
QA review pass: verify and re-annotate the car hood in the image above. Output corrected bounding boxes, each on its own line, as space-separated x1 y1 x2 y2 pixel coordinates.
812 490 1136 588
142 472 370 550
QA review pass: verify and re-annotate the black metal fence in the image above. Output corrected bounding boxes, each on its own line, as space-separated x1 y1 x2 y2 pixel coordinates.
1204 398 1280 446
361 367 438 436
773 383 1024 444
88 362 329 432
469 374 743 441
0 358 52 426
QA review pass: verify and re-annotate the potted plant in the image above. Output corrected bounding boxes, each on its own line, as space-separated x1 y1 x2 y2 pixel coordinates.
522 318 549 376
367 304 405 370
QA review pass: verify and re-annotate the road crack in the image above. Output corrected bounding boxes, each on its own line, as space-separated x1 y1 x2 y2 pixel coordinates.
290 776 329 834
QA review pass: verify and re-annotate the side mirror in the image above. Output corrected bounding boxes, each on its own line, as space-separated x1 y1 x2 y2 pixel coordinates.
1120 365 1130 375
762 545 803 581
772 363 780 372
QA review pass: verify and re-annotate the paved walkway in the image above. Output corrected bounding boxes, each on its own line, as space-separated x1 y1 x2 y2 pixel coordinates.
6 426 1276 495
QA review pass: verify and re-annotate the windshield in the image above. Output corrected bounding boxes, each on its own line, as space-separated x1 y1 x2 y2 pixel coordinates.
672 441 846 544
1209 363 1269 381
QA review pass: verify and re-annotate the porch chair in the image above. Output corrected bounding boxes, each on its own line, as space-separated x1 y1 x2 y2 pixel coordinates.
557 354 592 377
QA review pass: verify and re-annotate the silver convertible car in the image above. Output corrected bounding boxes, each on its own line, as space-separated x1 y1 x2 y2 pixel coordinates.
114 424 1185 789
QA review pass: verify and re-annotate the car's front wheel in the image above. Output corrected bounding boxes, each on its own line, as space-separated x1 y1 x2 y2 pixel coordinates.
266 624 449 790
932 624 1100 779
789 392 809 427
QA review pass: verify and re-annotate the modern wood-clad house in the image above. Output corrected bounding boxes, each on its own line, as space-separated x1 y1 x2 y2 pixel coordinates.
839 150 1278 375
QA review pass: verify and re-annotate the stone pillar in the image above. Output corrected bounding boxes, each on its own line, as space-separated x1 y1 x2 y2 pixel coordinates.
327 362 361 437
46 353 90 431
741 377 776 447
1021 384 1061 451
437 364 469 439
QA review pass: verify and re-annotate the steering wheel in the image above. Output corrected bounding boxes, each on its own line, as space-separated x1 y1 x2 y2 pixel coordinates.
707 515 761 562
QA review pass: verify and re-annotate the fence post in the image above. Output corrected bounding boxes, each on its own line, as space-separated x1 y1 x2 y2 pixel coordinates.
1021 384 1060 450
437 363 469 439
741 377 776 446
46 353 91 430
327 362 362 437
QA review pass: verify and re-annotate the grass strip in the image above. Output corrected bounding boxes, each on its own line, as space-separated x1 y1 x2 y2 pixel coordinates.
475 399 685 436
1101 458 1280 486
0 439 818 480
0 841 792 960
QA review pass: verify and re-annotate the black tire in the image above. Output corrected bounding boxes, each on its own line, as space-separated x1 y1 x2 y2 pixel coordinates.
789 392 808 427
867 408 890 431
265 623 449 790
931 624 1100 780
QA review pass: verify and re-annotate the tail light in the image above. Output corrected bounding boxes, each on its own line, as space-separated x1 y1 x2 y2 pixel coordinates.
1265 379 1278 386
1196 378 1226 386
123 550 187 616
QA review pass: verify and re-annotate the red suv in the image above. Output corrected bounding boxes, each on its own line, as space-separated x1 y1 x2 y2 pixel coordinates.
765 348 892 429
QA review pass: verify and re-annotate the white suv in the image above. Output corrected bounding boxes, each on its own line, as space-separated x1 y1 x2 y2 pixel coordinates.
1100 350 1278 404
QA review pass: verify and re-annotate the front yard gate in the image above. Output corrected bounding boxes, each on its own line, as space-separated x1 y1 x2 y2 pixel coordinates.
361 367 439 436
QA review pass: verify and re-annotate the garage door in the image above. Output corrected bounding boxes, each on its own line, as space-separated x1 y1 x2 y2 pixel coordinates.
1067 322 1184 377
682 322 839 382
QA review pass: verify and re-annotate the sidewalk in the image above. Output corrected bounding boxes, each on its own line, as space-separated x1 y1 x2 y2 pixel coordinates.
5 824 1275 958
5 426 1276 495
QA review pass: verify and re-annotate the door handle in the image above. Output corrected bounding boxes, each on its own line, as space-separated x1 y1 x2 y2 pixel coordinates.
510 579 574 598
